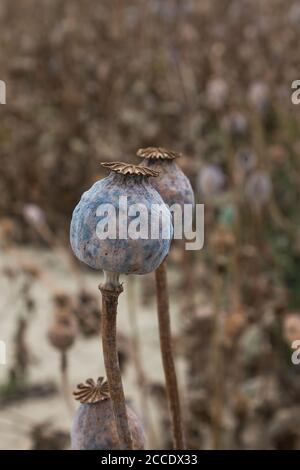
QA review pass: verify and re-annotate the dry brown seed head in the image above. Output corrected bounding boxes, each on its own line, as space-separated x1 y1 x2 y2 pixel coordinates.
137 147 181 160
101 161 159 177
73 377 110 404
53 293 71 308
47 308 77 351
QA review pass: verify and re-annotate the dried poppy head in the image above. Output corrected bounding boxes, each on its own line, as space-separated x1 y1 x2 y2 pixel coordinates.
70 161 173 274
283 313 300 344
138 147 195 209
73 290 100 337
222 112 248 139
22 204 46 226
73 377 110 404
53 293 71 309
197 164 225 198
71 377 145 450
47 309 77 351
248 81 270 113
206 78 229 110
235 149 257 173
245 170 272 209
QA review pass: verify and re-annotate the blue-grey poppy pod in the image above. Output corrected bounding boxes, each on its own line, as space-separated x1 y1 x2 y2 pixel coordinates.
70 162 173 274
137 147 195 238
245 169 272 209
71 378 145 450
197 164 225 198
137 147 195 209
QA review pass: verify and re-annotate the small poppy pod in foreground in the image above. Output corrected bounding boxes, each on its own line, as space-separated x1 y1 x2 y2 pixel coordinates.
138 147 195 209
70 162 173 274
71 378 145 450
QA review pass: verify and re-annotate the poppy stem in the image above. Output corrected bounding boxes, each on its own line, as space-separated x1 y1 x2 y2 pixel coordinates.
99 271 133 450
127 276 157 447
60 350 74 414
155 260 185 449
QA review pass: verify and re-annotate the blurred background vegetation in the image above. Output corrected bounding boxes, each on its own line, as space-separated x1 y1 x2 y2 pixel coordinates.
0 0 300 450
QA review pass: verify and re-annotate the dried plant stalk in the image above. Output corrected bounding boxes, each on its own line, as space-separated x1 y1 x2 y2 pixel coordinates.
155 260 185 449
127 277 157 447
60 351 74 414
99 272 133 450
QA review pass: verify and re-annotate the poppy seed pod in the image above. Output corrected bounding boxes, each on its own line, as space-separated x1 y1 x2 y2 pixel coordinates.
222 112 248 139
245 169 272 208
70 162 173 275
71 378 145 450
235 149 257 173
137 147 195 209
197 164 225 198
47 301 77 352
283 314 300 344
248 81 270 113
206 77 229 111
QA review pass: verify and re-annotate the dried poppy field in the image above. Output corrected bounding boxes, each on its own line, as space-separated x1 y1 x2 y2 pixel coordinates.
0 0 300 451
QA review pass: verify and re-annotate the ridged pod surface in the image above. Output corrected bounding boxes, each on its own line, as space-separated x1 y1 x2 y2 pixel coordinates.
70 163 173 274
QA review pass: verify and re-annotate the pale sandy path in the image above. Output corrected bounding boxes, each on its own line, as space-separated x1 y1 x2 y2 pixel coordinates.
0 247 185 449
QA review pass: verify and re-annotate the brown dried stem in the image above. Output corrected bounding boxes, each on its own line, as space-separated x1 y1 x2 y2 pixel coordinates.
60 351 74 414
155 260 185 449
99 272 133 450
211 269 224 450
127 276 157 447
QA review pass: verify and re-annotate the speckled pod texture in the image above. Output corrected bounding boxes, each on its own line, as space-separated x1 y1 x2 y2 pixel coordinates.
71 400 145 450
70 172 172 274
141 159 195 209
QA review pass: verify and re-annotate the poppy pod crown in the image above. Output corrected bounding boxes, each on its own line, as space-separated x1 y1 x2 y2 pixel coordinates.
137 147 180 160
101 161 159 177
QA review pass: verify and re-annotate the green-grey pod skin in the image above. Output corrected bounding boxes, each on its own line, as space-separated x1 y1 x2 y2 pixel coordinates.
71 400 145 450
141 159 195 209
70 172 173 274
